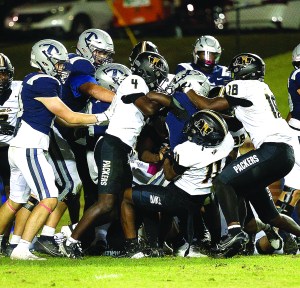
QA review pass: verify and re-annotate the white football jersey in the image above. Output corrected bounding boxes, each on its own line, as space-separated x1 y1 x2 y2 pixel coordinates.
106 74 149 148
173 133 234 196
0 81 22 147
226 80 293 148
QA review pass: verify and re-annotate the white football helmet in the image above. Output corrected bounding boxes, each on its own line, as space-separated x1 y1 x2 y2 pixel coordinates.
95 63 132 92
76 28 114 67
30 39 70 82
193 35 222 71
292 43 300 69
169 69 211 97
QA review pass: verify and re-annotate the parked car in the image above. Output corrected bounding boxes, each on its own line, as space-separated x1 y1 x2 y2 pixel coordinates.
3 0 113 37
223 0 300 31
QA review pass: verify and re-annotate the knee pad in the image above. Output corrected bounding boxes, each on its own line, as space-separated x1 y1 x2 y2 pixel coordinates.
23 196 39 212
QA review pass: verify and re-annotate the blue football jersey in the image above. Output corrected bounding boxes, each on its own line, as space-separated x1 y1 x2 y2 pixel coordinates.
166 91 198 150
288 69 300 121
61 53 96 112
20 72 61 136
175 62 231 87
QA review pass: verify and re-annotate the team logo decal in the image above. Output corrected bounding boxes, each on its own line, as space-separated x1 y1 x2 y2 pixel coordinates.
195 119 213 136
148 55 161 68
233 55 255 68
40 44 60 58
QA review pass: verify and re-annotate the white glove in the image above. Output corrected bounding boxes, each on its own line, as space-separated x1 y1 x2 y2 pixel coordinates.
94 112 109 126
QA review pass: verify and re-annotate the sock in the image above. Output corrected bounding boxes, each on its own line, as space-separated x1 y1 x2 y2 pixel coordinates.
228 225 242 236
10 235 21 245
66 237 78 246
17 239 31 250
41 225 55 237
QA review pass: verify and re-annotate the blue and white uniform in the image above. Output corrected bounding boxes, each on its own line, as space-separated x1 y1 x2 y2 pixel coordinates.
9 73 61 203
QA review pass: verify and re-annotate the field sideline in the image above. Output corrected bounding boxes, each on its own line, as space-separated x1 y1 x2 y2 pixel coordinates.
0 36 299 287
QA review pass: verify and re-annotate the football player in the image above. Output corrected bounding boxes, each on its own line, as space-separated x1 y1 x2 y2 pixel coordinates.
0 39 107 260
175 35 231 87
173 52 300 257
60 51 186 258
120 109 234 258
255 43 300 255
34 29 116 256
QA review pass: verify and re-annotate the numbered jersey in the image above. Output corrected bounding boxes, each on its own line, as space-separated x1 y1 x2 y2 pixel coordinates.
173 133 234 195
225 80 293 149
0 81 22 147
105 74 149 148
287 68 300 129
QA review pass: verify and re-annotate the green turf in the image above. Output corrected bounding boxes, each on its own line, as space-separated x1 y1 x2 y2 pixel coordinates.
1 254 300 288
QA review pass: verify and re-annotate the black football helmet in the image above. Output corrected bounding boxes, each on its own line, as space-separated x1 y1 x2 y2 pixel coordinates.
183 109 228 147
0 53 14 98
228 53 265 81
129 41 159 68
131 51 169 90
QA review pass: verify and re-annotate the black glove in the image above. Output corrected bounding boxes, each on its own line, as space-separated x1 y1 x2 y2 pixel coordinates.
121 92 145 104
0 123 14 136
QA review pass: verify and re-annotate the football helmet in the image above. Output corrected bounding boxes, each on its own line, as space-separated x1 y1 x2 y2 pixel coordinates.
30 39 70 82
129 41 159 68
0 53 14 97
193 35 222 72
76 28 114 67
169 69 211 97
95 63 132 92
292 44 300 69
131 51 169 90
228 53 265 81
183 109 228 147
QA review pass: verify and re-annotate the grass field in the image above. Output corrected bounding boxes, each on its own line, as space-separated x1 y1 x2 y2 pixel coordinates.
1 33 300 287
1 254 300 288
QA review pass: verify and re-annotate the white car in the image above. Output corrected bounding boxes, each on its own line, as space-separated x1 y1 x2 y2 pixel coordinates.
224 0 300 30
4 0 113 36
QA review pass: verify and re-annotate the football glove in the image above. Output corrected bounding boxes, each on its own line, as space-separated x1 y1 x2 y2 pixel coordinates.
0 123 14 135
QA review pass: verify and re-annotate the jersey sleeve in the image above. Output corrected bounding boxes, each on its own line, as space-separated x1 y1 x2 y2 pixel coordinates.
30 75 61 98
69 74 98 98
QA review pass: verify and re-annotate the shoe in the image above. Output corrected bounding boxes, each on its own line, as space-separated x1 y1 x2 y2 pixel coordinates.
120 240 146 259
216 231 249 258
3 244 17 257
264 225 283 251
34 235 63 257
10 247 46 260
283 233 299 255
173 242 189 257
186 244 208 258
60 240 83 259
240 233 255 256
145 247 165 258
162 241 173 255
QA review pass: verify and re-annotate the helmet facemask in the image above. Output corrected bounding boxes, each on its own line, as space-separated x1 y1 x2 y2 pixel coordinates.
0 53 14 99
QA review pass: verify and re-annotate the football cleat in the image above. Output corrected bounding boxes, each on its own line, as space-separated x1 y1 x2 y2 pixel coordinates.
173 242 189 257
34 235 63 257
264 225 283 251
60 240 83 259
186 244 208 258
215 231 249 258
120 240 146 259
2 243 17 257
10 247 46 260
283 233 299 255
145 247 165 258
